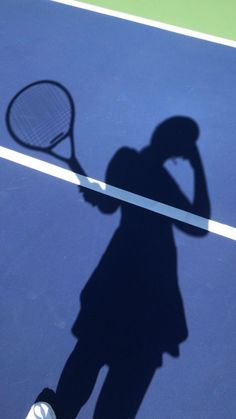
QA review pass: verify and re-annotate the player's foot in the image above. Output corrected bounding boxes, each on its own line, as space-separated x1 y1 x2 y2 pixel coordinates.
26 388 57 419
25 401 57 419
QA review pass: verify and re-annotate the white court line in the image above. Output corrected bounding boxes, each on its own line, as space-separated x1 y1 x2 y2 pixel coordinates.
1 146 235 241
50 0 236 48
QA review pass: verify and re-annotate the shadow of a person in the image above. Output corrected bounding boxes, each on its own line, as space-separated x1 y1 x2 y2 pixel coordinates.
40 116 211 419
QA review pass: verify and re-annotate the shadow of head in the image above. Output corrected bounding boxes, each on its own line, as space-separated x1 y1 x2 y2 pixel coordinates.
151 116 199 161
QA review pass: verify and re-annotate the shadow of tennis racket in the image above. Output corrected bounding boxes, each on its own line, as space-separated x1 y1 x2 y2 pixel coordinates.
6 80 85 175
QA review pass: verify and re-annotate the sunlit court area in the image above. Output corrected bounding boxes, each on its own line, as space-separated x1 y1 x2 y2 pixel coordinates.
0 1 236 418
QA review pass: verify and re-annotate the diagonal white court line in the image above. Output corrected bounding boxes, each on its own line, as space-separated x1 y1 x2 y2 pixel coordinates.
50 0 236 48
1 146 235 241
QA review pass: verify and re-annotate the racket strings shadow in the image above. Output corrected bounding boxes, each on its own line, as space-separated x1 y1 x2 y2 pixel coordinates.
6 80 86 176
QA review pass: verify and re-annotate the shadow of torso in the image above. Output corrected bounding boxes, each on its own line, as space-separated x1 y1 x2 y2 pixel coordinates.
73 146 188 365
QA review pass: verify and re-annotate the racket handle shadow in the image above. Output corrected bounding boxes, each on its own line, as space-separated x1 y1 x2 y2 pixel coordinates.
67 157 87 177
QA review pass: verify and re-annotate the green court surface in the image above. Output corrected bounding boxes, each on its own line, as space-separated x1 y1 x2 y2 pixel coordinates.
81 0 236 41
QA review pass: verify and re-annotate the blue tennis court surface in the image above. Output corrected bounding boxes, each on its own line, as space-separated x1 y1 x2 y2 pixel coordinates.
0 1 236 418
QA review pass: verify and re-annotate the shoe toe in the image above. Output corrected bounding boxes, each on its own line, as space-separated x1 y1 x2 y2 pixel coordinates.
26 402 56 419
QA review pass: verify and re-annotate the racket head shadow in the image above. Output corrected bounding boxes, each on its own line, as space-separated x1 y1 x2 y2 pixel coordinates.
6 80 75 151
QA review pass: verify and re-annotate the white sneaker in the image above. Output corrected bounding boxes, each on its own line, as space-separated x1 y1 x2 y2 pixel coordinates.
25 401 57 419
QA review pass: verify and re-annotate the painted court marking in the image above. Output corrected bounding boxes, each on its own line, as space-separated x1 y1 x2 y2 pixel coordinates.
50 0 236 48
1 146 235 241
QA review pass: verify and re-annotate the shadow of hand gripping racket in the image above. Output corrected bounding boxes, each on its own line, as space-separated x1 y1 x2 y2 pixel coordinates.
6 80 86 176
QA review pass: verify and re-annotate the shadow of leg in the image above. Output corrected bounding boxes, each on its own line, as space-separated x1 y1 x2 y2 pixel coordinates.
93 355 158 419
55 342 102 419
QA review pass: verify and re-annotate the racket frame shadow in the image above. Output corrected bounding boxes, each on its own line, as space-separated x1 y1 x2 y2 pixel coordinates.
6 80 76 155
